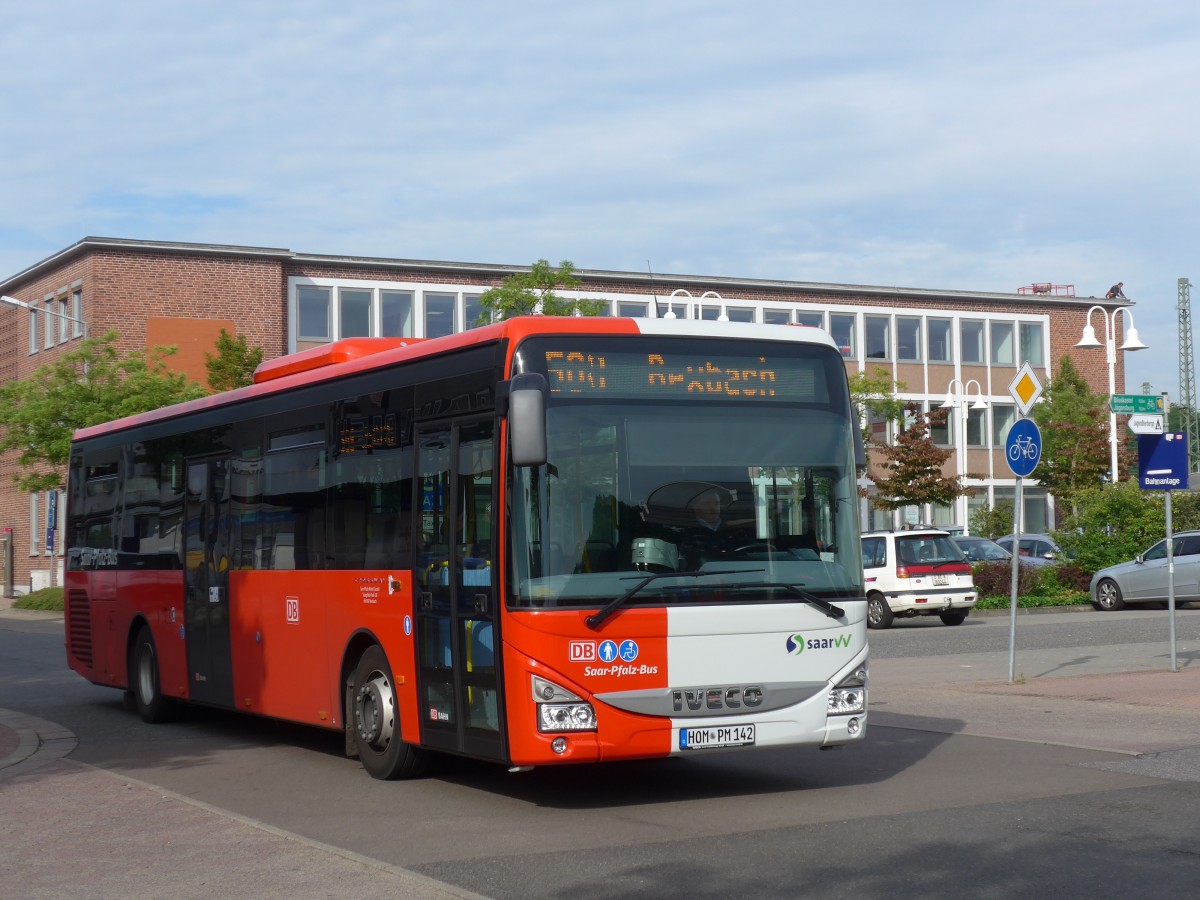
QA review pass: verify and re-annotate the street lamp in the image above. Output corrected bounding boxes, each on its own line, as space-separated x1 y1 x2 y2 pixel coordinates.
1075 306 1147 482
940 379 988 530
2 294 90 339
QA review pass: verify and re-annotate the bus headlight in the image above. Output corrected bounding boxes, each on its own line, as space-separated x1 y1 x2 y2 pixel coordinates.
532 675 597 732
828 665 867 715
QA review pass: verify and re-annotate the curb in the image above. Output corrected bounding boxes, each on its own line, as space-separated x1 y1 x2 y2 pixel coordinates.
0 708 78 779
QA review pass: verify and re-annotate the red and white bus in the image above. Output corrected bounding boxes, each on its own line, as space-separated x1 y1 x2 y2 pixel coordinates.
64 316 869 778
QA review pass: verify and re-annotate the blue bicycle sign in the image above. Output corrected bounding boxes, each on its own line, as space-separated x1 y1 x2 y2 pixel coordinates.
1005 419 1042 477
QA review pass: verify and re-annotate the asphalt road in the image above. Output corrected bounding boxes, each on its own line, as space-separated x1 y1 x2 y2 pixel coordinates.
3 607 1200 898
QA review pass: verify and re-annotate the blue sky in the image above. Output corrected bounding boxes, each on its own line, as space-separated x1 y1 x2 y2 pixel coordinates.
2 1 1197 397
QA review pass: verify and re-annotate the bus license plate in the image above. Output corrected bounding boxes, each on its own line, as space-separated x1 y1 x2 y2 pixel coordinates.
679 724 755 750
933 574 949 586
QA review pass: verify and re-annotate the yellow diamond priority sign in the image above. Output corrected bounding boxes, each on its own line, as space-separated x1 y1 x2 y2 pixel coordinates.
1008 362 1043 417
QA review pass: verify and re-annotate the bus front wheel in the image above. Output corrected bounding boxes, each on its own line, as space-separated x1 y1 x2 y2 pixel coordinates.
350 646 427 779
129 625 180 723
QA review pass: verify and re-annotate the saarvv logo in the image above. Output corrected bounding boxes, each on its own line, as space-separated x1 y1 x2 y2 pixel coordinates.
787 632 851 654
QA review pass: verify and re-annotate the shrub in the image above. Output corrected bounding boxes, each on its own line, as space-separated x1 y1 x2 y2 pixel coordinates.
12 587 64 611
970 560 1038 597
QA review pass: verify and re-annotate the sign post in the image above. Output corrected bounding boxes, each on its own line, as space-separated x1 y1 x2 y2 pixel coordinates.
1138 431 1188 672
1003 383 1042 684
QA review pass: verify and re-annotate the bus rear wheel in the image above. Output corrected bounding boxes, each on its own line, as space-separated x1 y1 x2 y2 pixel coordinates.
129 625 180 723
350 646 427 779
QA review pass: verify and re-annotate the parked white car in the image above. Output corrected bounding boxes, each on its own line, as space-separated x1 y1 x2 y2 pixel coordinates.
861 530 977 628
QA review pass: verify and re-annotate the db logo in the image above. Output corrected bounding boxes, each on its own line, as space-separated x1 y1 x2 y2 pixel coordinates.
285 596 300 624
569 641 596 661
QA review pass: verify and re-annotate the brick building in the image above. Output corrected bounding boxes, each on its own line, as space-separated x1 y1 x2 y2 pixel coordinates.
0 236 1138 594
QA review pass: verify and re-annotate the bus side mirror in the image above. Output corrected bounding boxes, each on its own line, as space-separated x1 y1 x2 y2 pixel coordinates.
508 373 547 467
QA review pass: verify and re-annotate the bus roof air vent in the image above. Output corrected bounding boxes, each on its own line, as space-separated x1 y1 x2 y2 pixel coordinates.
253 337 423 384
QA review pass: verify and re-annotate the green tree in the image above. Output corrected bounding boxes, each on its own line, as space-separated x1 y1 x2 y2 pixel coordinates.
205 328 265 393
475 259 608 324
848 366 907 449
867 402 973 518
968 500 1015 539
1030 357 1113 513
1056 480 1165 573
0 332 207 493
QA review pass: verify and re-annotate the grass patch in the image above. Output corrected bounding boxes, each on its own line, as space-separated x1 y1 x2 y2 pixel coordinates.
975 592 1091 610
12 587 65 612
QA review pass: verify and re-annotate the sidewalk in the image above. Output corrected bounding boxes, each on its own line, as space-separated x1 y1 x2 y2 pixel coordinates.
0 714 484 899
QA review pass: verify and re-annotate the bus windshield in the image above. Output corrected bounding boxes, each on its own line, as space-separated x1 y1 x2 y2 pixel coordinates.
508 336 864 610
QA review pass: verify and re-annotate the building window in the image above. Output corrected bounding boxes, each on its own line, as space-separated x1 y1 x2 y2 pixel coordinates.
43 295 55 350
618 301 648 318
763 308 792 325
424 292 455 338
990 321 1014 366
72 288 84 338
829 313 856 358
1020 322 1045 366
298 286 331 340
928 318 952 362
463 294 484 329
698 304 722 321
961 321 984 364
58 293 70 343
866 409 892 446
897 317 921 362
967 407 987 447
726 307 754 323
380 290 413 337
931 504 955 528
991 404 1015 448
28 494 39 557
865 316 890 360
27 303 37 354
339 288 372 338
929 404 951 446
796 311 824 329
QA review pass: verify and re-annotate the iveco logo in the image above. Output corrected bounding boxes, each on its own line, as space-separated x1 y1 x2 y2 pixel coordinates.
672 685 765 712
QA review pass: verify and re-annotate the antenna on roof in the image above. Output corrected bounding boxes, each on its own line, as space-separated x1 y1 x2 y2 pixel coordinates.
647 261 660 318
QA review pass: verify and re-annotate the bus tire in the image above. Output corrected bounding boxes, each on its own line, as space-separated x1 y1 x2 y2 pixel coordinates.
129 625 180 724
350 645 427 780
867 593 893 629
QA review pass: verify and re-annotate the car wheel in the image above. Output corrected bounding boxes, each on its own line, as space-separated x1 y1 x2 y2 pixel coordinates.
1094 578 1126 612
939 610 968 626
867 593 893 629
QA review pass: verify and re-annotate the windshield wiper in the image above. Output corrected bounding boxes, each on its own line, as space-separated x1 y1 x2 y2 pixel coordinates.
585 572 846 629
759 583 845 619
585 569 747 629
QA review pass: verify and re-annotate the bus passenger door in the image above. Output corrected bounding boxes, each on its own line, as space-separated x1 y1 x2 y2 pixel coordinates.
183 457 235 708
414 419 503 761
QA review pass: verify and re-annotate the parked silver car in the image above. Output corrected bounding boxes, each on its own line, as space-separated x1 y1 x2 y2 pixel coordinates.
995 533 1063 567
1089 531 1200 611
952 536 1012 563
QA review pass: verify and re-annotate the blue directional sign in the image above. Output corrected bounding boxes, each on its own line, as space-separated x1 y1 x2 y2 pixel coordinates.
1137 432 1189 491
1004 418 1042 477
